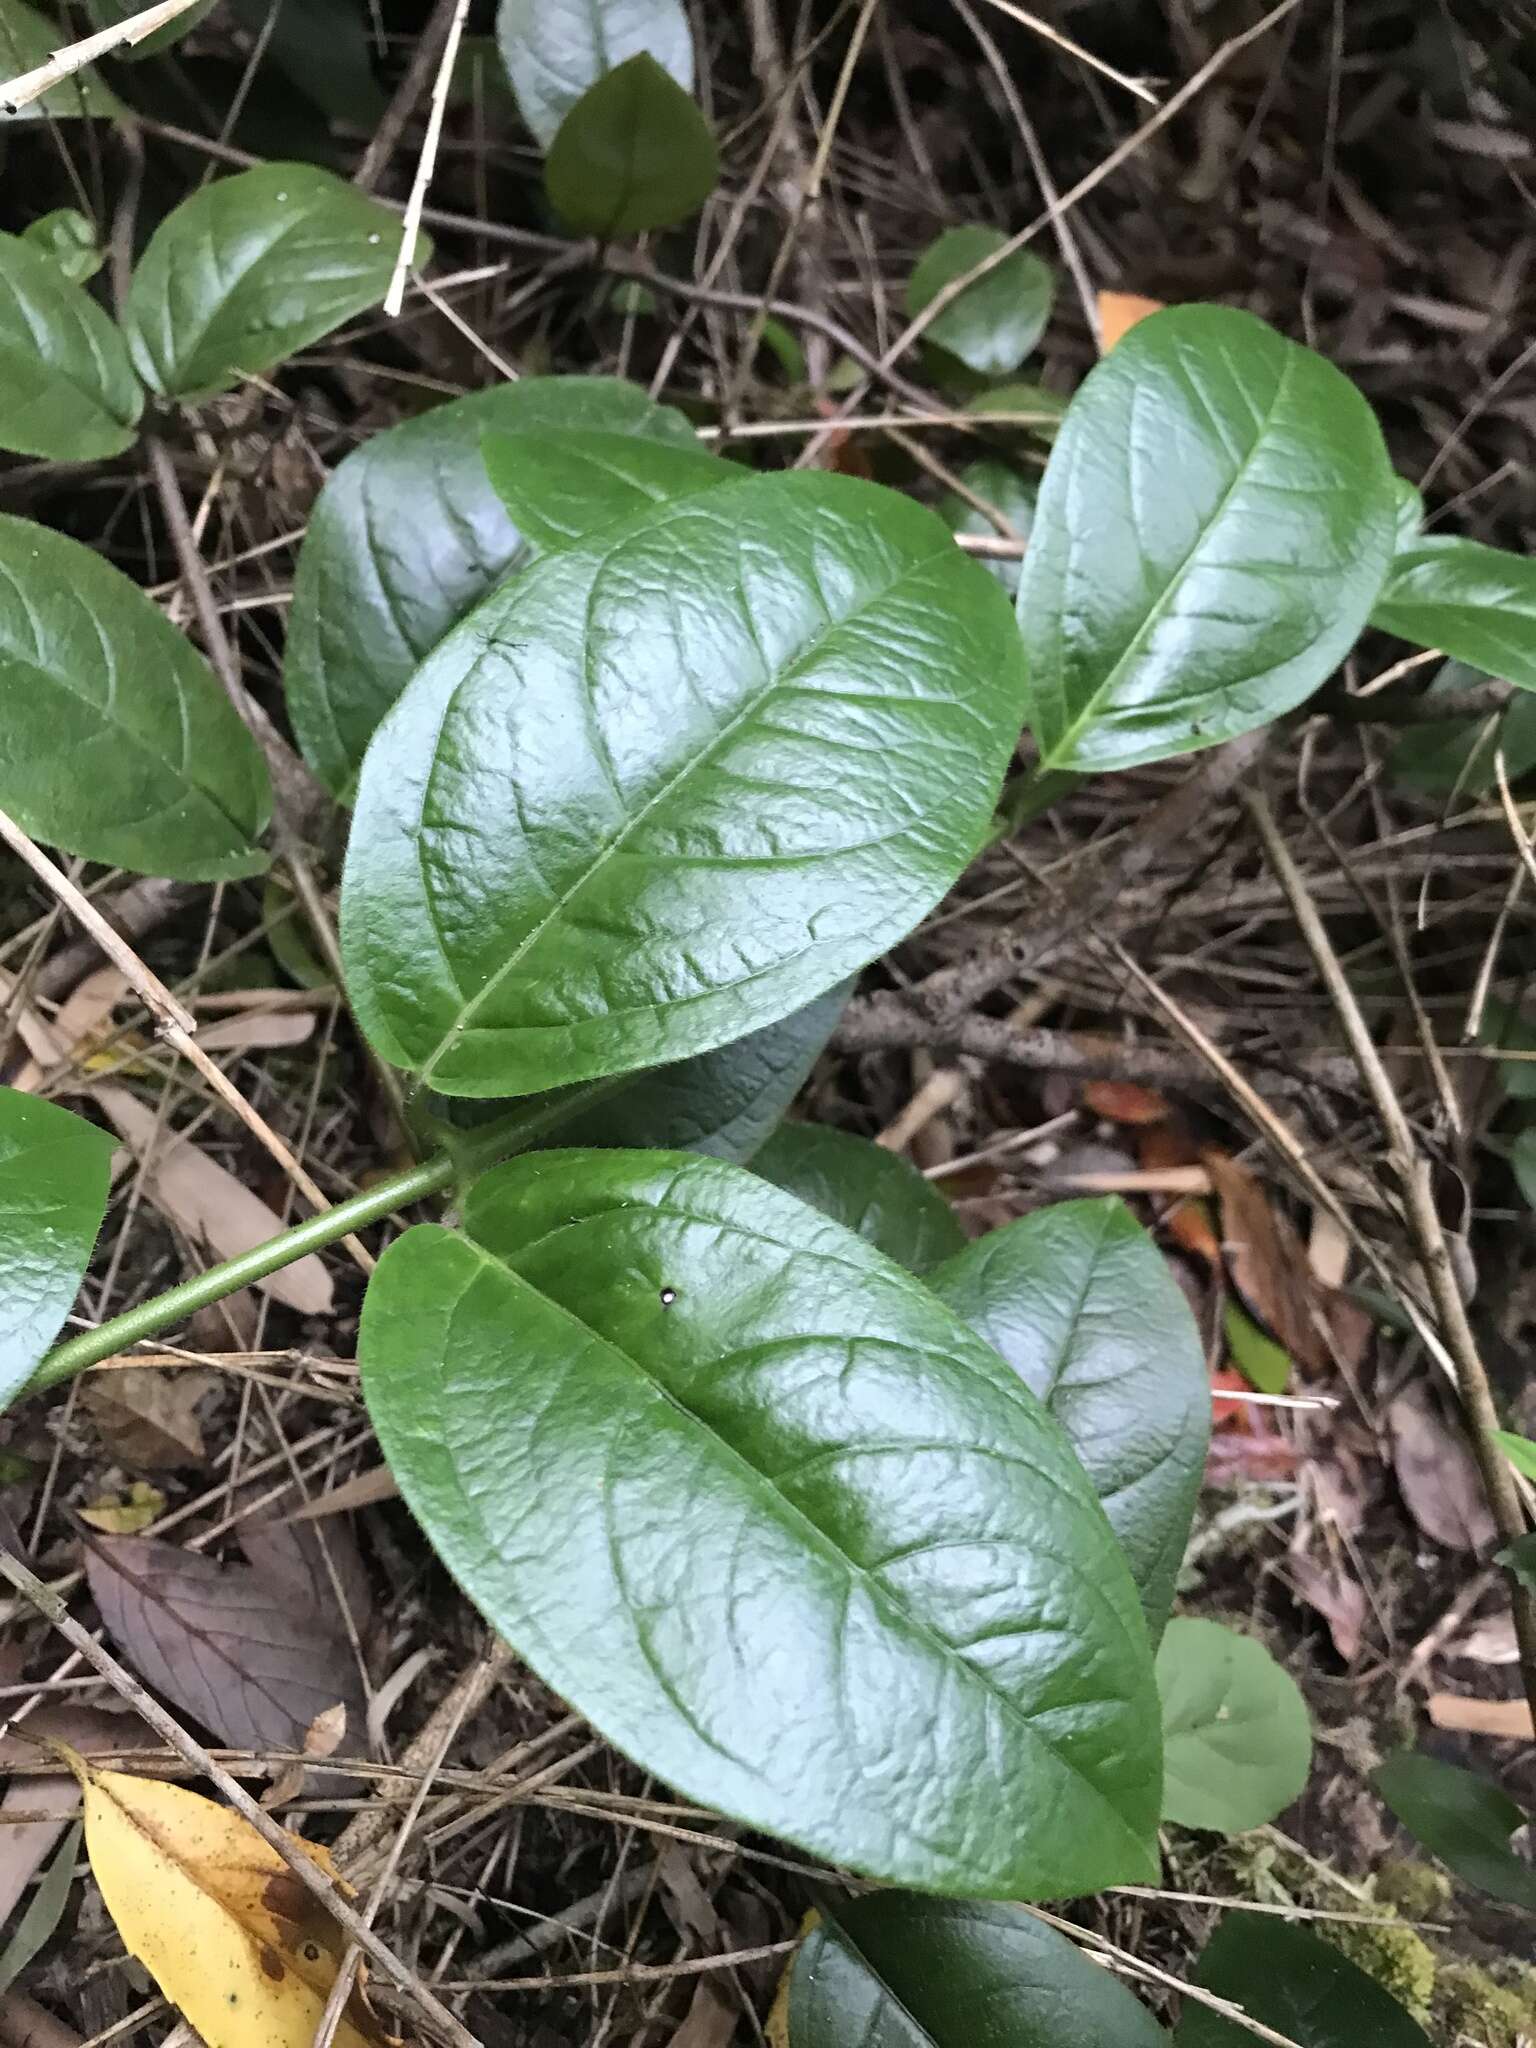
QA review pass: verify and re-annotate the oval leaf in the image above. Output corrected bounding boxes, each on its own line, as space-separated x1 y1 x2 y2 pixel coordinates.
546 52 718 236
496 0 693 150
940 457 1036 596
751 1123 965 1274
340 471 1026 1098
907 227 1054 378
23 208 104 285
1157 1616 1311 1833
1019 304 1396 772
928 1199 1209 1642
284 376 695 799
1372 1750 1536 1911
0 1086 112 1409
789 1894 1168 2047
1175 1916 1431 2047
0 233 141 459
122 164 404 401
482 427 734 549
1371 535 1536 691
360 1148 1161 1897
0 516 270 879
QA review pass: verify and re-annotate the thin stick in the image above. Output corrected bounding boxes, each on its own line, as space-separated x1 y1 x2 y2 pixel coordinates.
354 0 461 192
0 0 204 111
970 0 1158 103
383 0 471 318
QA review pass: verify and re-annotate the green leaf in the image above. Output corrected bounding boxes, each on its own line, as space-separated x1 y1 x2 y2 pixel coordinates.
496 0 693 150
1019 305 1396 773
1174 1916 1431 2047
83 0 218 56
1498 1531 1536 1594
284 376 695 799
122 164 405 401
965 382 1065 438
227 0 385 128
0 1821 78 1989
1157 1617 1311 1833
1387 660 1536 796
751 1124 965 1274
939 457 1036 596
0 1088 113 1411
546 53 718 236
0 516 270 880
929 1199 1208 1643
1478 997 1536 1102
789 1893 1169 2047
22 209 103 285
1510 1134 1536 1212
1373 1750 1536 1911
481 427 733 550
1223 1299 1290 1395
1372 535 1536 691
0 233 142 460
0 0 127 115
360 1148 1162 1897
1393 476 1425 549
340 471 1026 1098
1496 1427 1536 1482
907 228 1054 379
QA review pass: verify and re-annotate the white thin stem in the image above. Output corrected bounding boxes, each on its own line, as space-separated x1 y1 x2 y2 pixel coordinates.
384 0 471 318
0 0 205 111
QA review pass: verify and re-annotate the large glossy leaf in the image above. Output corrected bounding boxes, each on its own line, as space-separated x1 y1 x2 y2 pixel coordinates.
0 234 141 460
928 1199 1208 1641
360 1149 1161 1896
546 53 718 236
1157 1617 1311 1832
0 517 270 880
0 1087 113 1410
789 1894 1168 2047
341 471 1026 1098
752 1124 964 1274
496 0 692 150
1019 305 1396 772
1372 1750 1536 1910
284 376 695 800
482 428 733 550
1371 536 1536 692
122 164 403 401
1175 1917 1431 2047
0 0 126 116
907 227 1054 378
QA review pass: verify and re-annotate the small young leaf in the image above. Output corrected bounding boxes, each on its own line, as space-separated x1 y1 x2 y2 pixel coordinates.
751 1124 965 1274
1387 660 1536 797
0 517 270 880
1496 1426 1536 1482
1372 1750 1536 1910
929 1199 1209 1644
1174 1915 1431 2046
0 1821 79 1993
482 428 733 549
546 53 718 236
789 1893 1169 2047
0 1088 113 1410
360 1148 1162 1898
0 0 126 116
907 226 1054 378
285 376 695 799
1223 1299 1290 1395
122 164 405 401
1020 305 1396 772
1372 535 1536 691
1157 1617 1311 1832
341 472 1026 1098
496 0 693 149
0 231 141 459
939 458 1037 595
21 209 103 285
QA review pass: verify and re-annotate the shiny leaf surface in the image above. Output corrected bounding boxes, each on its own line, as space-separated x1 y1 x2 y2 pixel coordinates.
546 53 718 236
1175 1916 1431 2047
929 1199 1208 1641
1372 535 1536 691
482 427 732 549
123 164 403 400
1372 1750 1536 1910
0 233 141 459
907 227 1054 378
0 517 270 879
285 376 693 799
1020 305 1396 771
752 1123 964 1273
496 0 692 149
341 471 1026 1097
1157 1617 1311 1832
360 1148 1162 1896
0 1086 112 1410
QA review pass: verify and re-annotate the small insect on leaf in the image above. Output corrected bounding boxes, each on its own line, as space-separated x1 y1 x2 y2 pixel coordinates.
61 1748 389 2048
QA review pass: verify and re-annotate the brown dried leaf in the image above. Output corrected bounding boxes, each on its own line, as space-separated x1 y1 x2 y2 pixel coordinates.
1389 1383 1497 1553
195 1013 316 1056
1080 1080 1171 1126
1097 289 1165 353
239 1516 373 1639
1288 1553 1366 1662
1203 1149 1328 1371
0 1705 151 1930
11 966 129 1093
287 1466 399 1522
81 1369 215 1470
1427 1693 1532 1738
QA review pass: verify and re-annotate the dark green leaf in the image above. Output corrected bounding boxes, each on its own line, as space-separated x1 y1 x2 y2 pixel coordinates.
1478 997 1536 1102
496 0 692 150
0 1087 113 1411
907 227 1054 378
1387 661 1536 796
1175 1916 1431 2047
929 1199 1209 1643
546 53 718 236
0 516 270 879
360 1148 1162 1896
481 427 733 549
940 458 1036 596
0 233 141 460
0 0 126 115
21 209 103 285
285 376 695 799
965 382 1065 438
752 1124 965 1274
790 1893 1169 2047
83 0 218 56
1510 1134 1536 1213
1020 305 1396 772
227 0 386 127
340 471 1026 1098
1157 1618 1311 1833
1373 1750 1536 1910
122 164 404 400
0 1822 78 1991
1372 536 1536 691
1498 1532 1536 1595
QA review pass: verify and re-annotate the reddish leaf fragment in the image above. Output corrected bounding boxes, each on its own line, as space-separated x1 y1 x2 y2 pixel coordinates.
1203 1149 1328 1371
1081 1080 1170 1126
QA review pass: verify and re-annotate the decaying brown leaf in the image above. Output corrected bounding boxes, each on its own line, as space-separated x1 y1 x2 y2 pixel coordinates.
81 1368 215 1470
1097 289 1166 352
1203 1149 1329 1372
0 1707 151 1931
1080 1080 1171 1126
1389 1383 1497 1553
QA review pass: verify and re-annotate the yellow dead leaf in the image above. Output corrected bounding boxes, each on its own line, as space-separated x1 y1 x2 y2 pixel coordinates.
1097 290 1165 353
67 1757 387 2048
79 1481 165 1534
